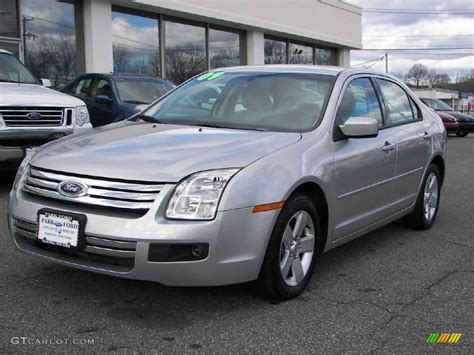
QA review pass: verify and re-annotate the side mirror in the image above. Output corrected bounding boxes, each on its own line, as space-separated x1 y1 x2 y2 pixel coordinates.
95 95 112 105
339 117 379 138
41 78 52 87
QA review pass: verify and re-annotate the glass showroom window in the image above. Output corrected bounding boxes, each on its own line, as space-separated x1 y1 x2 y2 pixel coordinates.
0 0 19 38
112 11 160 76
315 47 335 65
164 20 206 84
21 0 77 87
209 28 240 69
264 37 287 64
289 42 313 64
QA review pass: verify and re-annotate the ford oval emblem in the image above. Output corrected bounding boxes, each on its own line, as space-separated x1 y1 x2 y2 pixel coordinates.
57 181 88 198
26 112 42 120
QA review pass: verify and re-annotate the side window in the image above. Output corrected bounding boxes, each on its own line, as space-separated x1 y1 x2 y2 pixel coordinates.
92 79 113 99
336 78 383 127
409 97 423 120
72 78 94 99
377 79 415 125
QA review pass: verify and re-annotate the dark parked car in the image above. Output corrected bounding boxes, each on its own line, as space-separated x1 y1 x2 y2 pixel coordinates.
420 98 474 137
61 73 175 127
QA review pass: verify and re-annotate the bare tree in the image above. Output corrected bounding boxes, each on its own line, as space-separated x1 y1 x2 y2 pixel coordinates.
165 44 206 84
406 64 429 87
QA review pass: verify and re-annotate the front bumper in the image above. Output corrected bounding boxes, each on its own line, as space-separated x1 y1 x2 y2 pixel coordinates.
8 184 278 286
0 125 92 166
458 121 474 133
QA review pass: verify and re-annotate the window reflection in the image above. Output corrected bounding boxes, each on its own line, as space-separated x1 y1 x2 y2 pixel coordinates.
209 28 239 68
289 42 313 64
0 0 19 37
112 11 160 76
315 47 334 65
21 0 77 87
165 20 206 84
264 38 287 64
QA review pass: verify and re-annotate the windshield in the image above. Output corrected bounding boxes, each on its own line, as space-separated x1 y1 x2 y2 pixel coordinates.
422 98 454 111
0 53 39 84
138 71 336 132
116 79 174 104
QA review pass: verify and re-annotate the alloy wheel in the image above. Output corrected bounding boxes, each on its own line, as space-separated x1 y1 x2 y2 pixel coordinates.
279 211 315 286
423 172 439 222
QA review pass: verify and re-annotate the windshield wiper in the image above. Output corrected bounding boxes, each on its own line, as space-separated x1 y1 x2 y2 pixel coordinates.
0 78 16 83
135 114 167 124
190 123 267 131
124 100 148 104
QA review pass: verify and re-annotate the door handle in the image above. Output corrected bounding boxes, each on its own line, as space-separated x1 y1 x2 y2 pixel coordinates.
382 141 395 152
423 131 432 140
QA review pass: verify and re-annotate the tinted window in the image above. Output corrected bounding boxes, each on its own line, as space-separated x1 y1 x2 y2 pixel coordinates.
315 47 334 65
92 79 112 99
377 79 414 125
71 78 95 99
337 78 383 126
142 72 335 132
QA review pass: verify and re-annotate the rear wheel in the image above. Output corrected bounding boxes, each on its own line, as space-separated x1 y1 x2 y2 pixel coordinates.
255 194 320 300
456 131 469 137
404 164 441 230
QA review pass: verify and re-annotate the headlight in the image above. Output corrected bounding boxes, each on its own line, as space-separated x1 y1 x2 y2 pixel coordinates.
76 106 90 126
166 169 239 220
13 148 38 191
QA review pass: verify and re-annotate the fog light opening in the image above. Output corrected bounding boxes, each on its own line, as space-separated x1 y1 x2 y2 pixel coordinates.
191 245 203 257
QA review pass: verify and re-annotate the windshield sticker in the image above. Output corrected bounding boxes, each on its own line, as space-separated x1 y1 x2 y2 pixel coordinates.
197 71 225 81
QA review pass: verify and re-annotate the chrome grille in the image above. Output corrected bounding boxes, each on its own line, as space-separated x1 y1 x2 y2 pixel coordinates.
13 218 136 268
0 106 64 127
23 167 164 211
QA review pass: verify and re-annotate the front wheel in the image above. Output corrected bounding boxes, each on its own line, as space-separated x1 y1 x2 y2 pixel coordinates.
456 131 469 137
404 164 441 230
255 194 320 300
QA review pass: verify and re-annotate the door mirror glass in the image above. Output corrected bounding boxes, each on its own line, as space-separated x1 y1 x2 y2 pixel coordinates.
339 117 379 138
95 95 112 104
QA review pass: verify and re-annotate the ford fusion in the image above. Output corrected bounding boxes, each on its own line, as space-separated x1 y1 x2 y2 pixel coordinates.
8 66 447 300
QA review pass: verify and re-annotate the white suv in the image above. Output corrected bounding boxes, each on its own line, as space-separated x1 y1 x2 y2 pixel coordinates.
0 49 92 170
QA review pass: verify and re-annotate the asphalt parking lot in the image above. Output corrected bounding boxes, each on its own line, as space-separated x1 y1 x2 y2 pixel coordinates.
0 136 472 354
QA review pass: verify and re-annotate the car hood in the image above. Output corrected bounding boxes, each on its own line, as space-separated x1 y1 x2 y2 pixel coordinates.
0 83 84 107
436 111 457 120
447 111 474 122
437 111 474 122
32 121 302 182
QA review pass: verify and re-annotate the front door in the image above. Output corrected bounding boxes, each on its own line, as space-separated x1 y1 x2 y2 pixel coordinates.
331 77 397 240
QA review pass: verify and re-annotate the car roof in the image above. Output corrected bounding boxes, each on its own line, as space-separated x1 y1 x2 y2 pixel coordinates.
78 72 174 84
205 65 400 81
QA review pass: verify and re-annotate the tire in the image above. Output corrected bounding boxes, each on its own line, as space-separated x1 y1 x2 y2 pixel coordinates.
255 193 321 300
404 164 441 230
456 131 469 137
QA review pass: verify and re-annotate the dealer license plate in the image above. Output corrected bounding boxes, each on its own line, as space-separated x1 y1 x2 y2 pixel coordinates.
37 211 81 249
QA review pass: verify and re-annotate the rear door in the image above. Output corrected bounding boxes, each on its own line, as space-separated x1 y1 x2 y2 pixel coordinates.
331 76 398 239
376 79 432 210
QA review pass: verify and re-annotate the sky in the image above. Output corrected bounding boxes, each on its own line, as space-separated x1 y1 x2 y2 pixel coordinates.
344 0 474 79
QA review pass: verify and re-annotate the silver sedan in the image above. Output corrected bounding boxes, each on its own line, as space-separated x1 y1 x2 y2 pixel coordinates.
8 66 447 300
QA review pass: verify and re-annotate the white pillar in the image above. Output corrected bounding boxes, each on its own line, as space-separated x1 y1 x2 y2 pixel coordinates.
82 0 113 72
246 30 264 65
338 48 350 68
